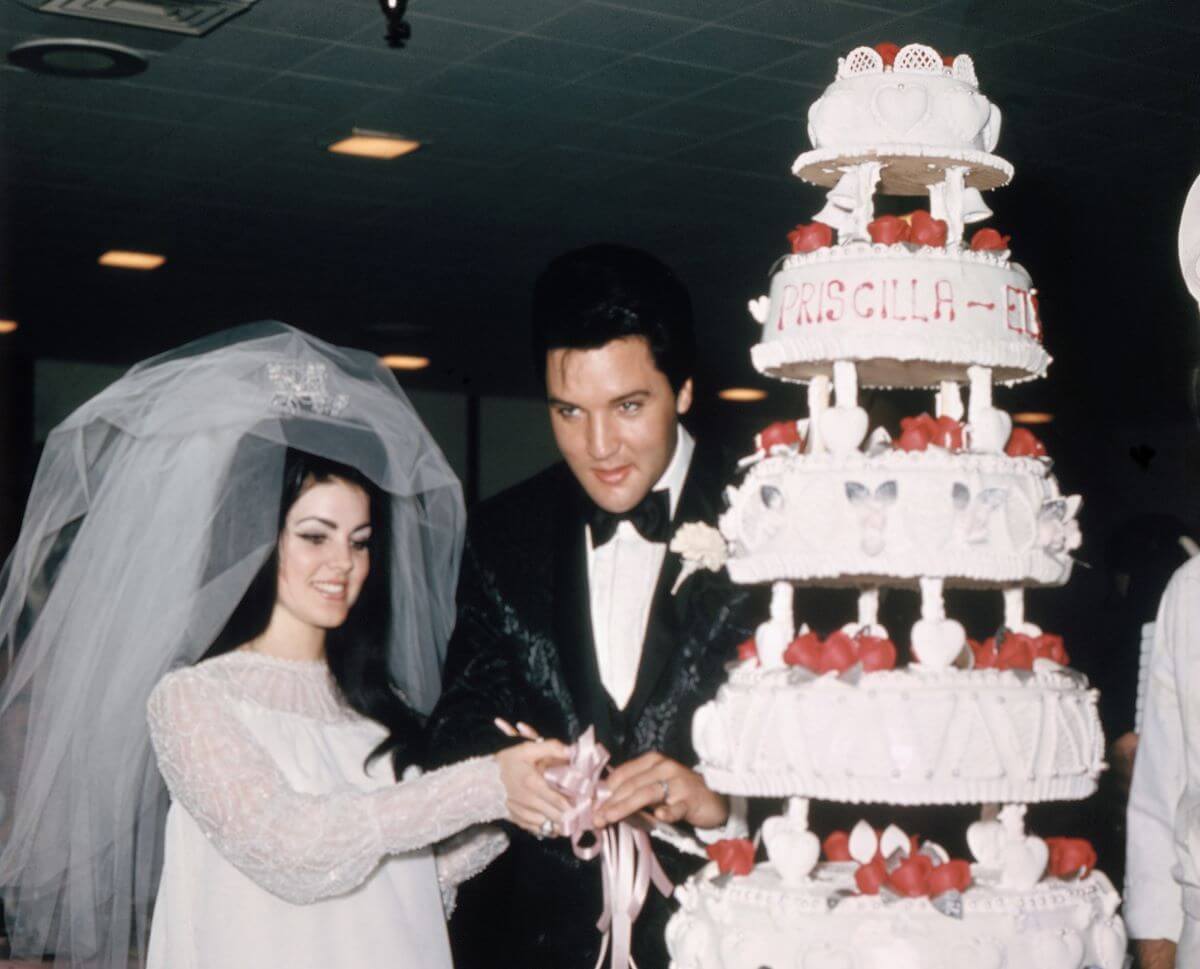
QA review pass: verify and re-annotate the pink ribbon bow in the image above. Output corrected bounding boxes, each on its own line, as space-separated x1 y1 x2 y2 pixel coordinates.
544 727 674 969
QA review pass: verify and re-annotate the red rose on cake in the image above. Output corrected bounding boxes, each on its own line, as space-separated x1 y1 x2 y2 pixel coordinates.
868 215 910 245
788 221 834 253
996 631 1036 671
969 637 998 669
970 227 1011 251
854 856 888 895
784 630 823 670
1045 837 1097 879
856 634 897 673
873 41 900 67
706 838 755 876
926 859 973 895
887 854 935 897
1032 632 1069 665
736 637 759 664
823 831 853 862
894 414 965 453
756 419 805 454
1005 427 1047 458
908 210 948 247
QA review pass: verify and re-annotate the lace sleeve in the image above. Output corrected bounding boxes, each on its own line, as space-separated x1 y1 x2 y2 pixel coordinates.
434 824 509 916
147 667 508 905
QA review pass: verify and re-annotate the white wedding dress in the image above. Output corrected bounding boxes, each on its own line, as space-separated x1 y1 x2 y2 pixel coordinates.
145 650 508 969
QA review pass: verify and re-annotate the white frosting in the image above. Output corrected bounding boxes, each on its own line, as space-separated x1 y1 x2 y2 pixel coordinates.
719 450 1079 588
693 666 1103 805
667 862 1127 969
751 244 1049 388
806 46 1002 156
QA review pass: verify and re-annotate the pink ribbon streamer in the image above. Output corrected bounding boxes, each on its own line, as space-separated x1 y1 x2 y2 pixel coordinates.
544 727 674 969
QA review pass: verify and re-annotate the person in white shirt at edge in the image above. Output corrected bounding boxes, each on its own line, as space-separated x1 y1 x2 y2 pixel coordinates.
0 324 566 969
1124 172 1200 969
425 244 764 969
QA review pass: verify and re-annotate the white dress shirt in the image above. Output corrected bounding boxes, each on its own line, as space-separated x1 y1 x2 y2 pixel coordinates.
1126 555 1200 955
587 426 694 710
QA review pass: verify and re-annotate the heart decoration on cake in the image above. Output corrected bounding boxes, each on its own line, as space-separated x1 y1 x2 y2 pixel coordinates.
820 405 869 455
871 84 929 135
999 832 1049 891
966 407 1012 453
966 818 1006 868
939 89 991 143
879 823 910 860
911 617 967 668
762 816 821 885
747 295 770 325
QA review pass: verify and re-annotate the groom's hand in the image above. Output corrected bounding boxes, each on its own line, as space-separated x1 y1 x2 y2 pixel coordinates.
592 752 728 830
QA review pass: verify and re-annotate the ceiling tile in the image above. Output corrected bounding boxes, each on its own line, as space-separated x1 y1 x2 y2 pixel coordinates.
556 121 701 158
919 0 1102 38
643 24 815 72
533 3 701 52
1123 0 1200 34
127 55 274 97
238 74 382 116
408 0 577 31
623 99 761 137
524 82 668 122
1027 9 1188 58
419 64 564 106
611 0 754 20
468 36 622 80
173 26 330 71
288 44 448 88
685 74 817 117
236 0 369 42
717 0 900 44
672 117 805 178
579 54 730 98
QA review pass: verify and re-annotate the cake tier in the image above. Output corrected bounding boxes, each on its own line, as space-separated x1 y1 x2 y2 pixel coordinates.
666 862 1126 969
750 244 1048 388
719 450 1078 588
693 666 1102 804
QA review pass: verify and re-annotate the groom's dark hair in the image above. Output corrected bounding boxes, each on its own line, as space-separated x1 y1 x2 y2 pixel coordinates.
531 243 695 393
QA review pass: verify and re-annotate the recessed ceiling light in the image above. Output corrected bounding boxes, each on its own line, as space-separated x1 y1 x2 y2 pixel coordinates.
0 320 17 334
1012 412 1053 425
719 387 767 402
381 354 429 371
329 130 421 160
7 39 147 79
99 250 166 270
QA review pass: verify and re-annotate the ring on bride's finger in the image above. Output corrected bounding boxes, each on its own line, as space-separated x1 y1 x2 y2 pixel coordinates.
659 778 670 801
539 818 554 838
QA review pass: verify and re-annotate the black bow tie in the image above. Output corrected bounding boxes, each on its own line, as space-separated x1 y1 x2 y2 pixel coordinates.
589 489 671 547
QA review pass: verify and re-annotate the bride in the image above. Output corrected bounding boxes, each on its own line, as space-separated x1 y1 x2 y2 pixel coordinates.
0 323 566 968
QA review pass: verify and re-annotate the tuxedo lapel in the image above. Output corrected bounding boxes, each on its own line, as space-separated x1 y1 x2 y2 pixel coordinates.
621 442 725 730
551 481 617 748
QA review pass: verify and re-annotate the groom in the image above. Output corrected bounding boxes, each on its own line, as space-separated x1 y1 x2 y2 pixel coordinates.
425 244 761 968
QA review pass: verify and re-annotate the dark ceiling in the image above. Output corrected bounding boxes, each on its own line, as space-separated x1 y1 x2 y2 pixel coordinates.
1 0 1198 425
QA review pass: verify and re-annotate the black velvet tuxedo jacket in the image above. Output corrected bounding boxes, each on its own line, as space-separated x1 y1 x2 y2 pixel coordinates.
424 440 763 969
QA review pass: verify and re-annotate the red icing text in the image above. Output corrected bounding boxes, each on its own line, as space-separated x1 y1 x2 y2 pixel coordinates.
776 278 956 330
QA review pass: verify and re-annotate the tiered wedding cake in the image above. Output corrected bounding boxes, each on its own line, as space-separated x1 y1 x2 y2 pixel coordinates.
666 43 1126 969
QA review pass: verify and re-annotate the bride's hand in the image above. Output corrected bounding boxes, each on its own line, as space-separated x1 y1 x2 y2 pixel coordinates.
495 739 571 836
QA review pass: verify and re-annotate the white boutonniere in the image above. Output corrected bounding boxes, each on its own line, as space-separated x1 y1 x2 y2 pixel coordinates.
669 521 729 594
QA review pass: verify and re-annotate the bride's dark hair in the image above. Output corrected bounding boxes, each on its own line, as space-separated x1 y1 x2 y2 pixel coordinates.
204 446 422 776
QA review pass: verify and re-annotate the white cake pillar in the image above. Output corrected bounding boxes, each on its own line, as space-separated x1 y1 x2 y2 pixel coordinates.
911 577 967 668
823 361 868 455
935 380 964 421
1002 587 1042 637
755 581 795 668
806 375 831 453
966 365 1012 453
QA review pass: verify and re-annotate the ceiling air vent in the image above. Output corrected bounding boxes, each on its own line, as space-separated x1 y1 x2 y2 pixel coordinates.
35 0 259 36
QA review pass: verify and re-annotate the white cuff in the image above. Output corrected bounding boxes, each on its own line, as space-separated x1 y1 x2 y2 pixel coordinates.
695 796 749 845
